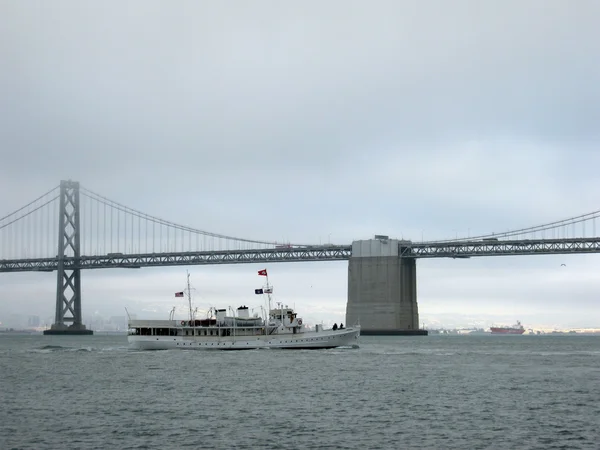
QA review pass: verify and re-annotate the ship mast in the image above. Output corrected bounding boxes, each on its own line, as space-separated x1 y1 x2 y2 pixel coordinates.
265 273 272 313
186 270 193 323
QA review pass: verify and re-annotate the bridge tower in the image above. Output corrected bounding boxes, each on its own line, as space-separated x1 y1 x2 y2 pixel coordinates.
346 237 427 335
44 180 92 335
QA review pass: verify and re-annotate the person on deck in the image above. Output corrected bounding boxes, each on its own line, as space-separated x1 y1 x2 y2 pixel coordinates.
332 323 338 330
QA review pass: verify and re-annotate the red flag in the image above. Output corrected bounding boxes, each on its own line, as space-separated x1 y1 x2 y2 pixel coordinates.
258 269 267 276
175 291 184 297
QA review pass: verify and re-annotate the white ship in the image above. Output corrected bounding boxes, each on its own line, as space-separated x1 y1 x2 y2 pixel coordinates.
127 270 360 351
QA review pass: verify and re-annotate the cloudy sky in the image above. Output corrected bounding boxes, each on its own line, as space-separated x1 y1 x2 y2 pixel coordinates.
1 0 599 330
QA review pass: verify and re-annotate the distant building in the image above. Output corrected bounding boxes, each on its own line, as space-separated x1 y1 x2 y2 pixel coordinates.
28 315 40 327
109 316 127 331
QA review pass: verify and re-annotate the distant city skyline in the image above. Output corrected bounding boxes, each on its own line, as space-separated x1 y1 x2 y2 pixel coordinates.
2 310 599 334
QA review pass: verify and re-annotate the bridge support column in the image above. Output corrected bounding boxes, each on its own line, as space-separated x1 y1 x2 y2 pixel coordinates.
345 238 427 336
44 180 92 336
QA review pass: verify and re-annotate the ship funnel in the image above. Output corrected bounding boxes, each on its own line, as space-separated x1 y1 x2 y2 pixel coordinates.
237 305 250 319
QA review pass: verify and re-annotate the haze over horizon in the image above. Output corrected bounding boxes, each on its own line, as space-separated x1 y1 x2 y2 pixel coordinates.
1 1 600 330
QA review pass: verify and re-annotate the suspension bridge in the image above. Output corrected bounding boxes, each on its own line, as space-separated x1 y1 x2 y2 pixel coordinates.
2 180 600 335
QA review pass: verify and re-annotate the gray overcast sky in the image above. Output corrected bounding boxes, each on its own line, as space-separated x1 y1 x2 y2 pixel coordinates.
1 0 599 330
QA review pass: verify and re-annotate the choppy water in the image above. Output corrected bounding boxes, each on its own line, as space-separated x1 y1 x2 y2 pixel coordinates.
1 334 599 449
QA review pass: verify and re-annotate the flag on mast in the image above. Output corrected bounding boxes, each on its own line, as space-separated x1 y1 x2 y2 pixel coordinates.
255 288 263 294
175 291 184 297
258 269 268 276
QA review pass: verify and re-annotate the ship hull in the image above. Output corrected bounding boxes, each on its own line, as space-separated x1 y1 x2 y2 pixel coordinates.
128 327 360 351
490 328 525 335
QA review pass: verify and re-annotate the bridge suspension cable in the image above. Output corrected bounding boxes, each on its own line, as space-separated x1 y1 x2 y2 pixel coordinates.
0 185 59 224
429 209 600 243
80 186 291 247
0 195 60 230
4 182 600 260
0 185 60 259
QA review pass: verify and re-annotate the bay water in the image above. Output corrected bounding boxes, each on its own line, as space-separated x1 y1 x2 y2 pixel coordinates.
1 334 598 449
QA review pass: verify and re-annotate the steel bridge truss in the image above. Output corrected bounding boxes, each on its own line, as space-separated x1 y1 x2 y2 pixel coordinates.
402 238 600 258
2 239 600 273
0 246 353 272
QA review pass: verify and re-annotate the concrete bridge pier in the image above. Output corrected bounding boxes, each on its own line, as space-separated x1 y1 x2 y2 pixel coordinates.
345 237 427 336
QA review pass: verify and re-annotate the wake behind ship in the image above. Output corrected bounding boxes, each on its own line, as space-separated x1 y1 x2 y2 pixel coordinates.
127 269 360 350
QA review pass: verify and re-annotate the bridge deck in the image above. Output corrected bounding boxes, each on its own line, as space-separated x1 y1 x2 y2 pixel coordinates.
2 239 600 272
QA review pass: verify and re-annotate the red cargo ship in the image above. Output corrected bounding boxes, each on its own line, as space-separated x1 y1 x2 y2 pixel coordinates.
490 320 525 334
